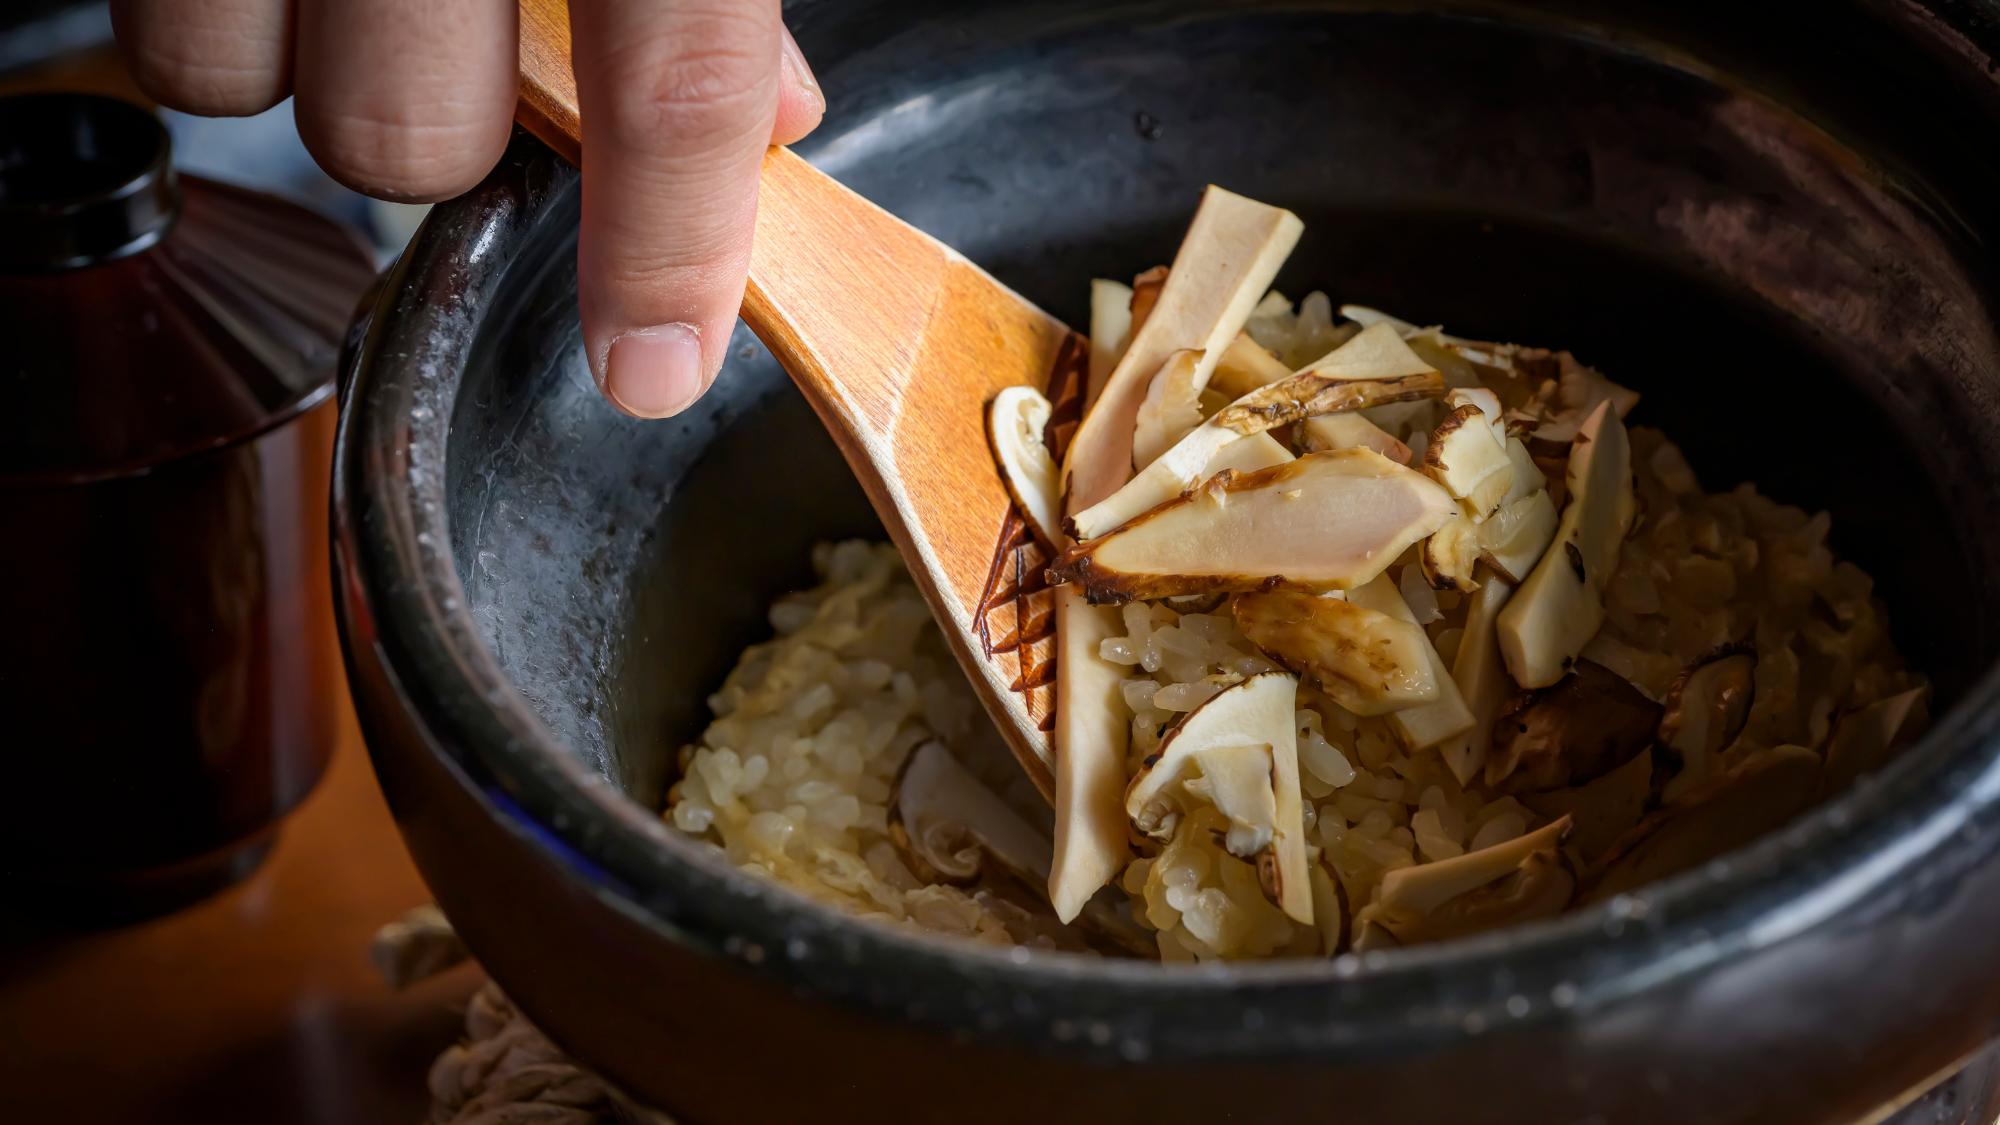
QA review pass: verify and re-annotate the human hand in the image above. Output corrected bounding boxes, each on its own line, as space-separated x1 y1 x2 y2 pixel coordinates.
114 0 825 419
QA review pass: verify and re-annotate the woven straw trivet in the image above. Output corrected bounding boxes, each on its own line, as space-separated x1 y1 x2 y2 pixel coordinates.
373 907 672 1125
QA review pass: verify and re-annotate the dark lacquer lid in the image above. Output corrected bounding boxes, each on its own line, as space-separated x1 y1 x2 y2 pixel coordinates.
0 93 376 484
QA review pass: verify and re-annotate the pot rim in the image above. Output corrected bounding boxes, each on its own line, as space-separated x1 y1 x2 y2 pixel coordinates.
334 7 2000 1062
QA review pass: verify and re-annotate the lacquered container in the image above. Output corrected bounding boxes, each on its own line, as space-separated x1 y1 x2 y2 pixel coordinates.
0 93 375 916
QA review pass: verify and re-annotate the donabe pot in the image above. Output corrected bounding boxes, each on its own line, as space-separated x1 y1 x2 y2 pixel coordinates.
334 3 2000 1122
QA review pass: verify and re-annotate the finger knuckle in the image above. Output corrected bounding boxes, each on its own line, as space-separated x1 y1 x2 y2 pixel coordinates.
599 24 775 151
123 41 282 116
303 105 503 201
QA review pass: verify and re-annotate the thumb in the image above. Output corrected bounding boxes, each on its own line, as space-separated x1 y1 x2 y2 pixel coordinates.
570 0 789 419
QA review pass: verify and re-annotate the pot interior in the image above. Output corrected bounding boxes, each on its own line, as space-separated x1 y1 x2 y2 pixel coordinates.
442 1 2000 853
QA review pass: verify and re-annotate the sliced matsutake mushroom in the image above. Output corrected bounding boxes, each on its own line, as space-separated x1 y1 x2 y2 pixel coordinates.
1069 418 1259 542
1048 588 1132 922
1297 411 1412 464
1337 304 1424 337
1060 190 1302 531
1421 514 1482 592
890 743 1154 957
1521 746 1651 865
1210 322 1446 435
1123 671 1312 923
1529 354 1639 444
1437 571 1516 786
1446 387 1508 448
1196 386 1231 418
1078 404 1296 550
1073 324 1444 538
1232 588 1439 715
1087 279 1135 406
1422 403 1515 520
1476 489 1559 583
1818 686 1929 798
1337 305 1516 366
889 741 1055 887
1657 644 1758 804
1347 573 1477 749
1127 265 1168 337
1309 863 1344 955
1051 451 1457 603
1200 431 1292 477
1486 660 1662 792
1265 713 1312 925
1183 744 1280 855
1133 348 1207 470
1407 335 1489 395
1496 437 1547 507
1053 189 1301 922
1335 312 1553 413
1352 816 1575 945
1496 400 1637 689
986 386 1063 549
1583 746 1821 901
1209 331 1295 399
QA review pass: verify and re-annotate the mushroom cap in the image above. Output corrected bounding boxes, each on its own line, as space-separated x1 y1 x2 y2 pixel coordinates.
890 741 1056 888
1125 671 1297 835
1487 660 1663 793
1122 671 1314 925
987 385 1064 550
1657 643 1759 804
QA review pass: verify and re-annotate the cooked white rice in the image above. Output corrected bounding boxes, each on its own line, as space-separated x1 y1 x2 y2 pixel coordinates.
666 541 1071 947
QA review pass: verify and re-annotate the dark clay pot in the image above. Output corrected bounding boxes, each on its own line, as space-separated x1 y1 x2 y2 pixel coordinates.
334 3 2000 1122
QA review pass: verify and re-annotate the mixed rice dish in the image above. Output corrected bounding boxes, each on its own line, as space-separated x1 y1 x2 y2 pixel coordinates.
667 189 1928 961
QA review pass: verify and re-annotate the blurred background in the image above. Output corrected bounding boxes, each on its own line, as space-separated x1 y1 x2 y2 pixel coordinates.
0 5 475 1122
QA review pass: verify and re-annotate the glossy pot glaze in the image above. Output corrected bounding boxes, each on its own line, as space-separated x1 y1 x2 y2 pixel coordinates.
335 3 2000 1121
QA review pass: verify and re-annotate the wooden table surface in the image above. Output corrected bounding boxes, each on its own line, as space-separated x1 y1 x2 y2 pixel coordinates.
0 702 474 1124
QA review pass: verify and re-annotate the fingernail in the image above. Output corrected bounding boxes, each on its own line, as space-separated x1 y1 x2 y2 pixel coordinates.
604 323 704 419
780 26 823 112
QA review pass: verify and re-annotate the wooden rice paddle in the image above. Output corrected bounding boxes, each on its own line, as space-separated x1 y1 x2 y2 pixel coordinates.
516 2 1076 799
